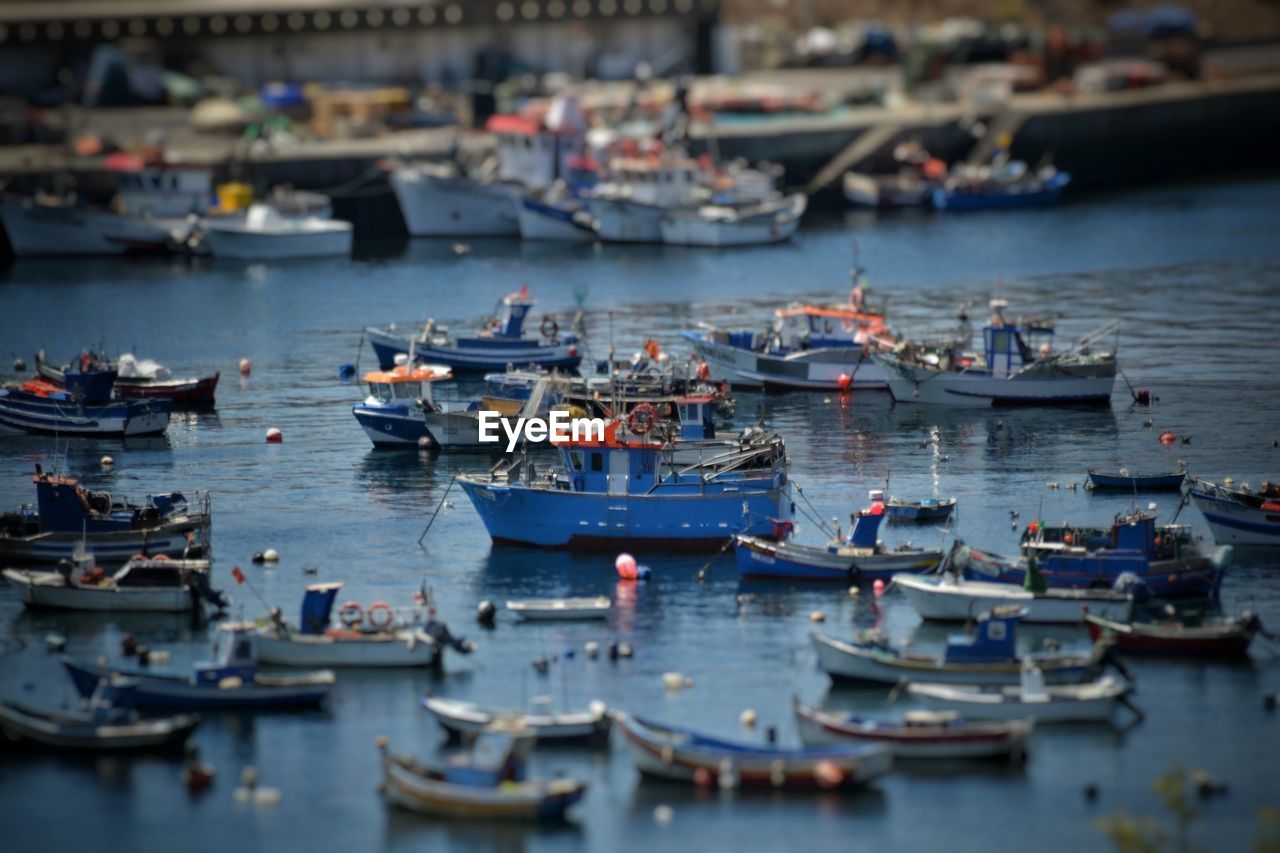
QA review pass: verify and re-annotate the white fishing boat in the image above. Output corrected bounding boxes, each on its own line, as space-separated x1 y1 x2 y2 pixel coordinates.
202 204 352 259
505 596 611 621
391 99 586 238
908 661 1136 723
1190 479 1280 546
659 193 807 247
3 549 224 613
793 699 1032 760
582 152 706 243
252 584 469 668
424 696 612 743
875 301 1117 407
517 181 595 243
892 572 1134 624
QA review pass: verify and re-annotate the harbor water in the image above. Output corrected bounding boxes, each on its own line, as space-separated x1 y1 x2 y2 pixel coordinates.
1 176 1279 852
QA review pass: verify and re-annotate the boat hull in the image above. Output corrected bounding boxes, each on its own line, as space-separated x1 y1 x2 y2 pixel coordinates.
1087 472 1186 491
1191 490 1280 546
793 704 1030 760
811 633 1095 686
203 223 352 259
424 697 611 743
390 169 521 237
61 659 331 711
932 174 1070 212
684 334 886 391
353 403 431 447
876 355 1115 407
0 390 171 436
908 678 1127 723
586 196 665 243
1085 616 1254 656
0 702 199 752
0 525 208 567
893 574 1134 624
3 570 196 611
255 630 440 667
659 202 803 247
381 752 585 820
458 479 788 551
734 535 941 581
366 327 582 374
517 197 594 242
0 197 176 256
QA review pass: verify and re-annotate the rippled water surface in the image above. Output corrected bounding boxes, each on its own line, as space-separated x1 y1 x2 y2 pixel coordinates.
2 178 1279 853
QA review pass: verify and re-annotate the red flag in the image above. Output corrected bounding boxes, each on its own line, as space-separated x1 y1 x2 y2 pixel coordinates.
232 566 245 584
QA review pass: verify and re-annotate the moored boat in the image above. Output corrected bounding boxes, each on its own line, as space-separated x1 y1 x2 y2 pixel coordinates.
424 696 611 744
0 465 210 566
201 203 353 259
0 365 171 437
1084 611 1271 657
1190 478 1280 546
793 698 1031 760
506 596 611 621
37 350 219 408
885 496 957 522
1087 468 1187 492
377 732 587 821
615 713 892 789
62 624 333 711
351 361 452 448
908 661 1136 724
0 676 200 752
892 571 1134 624
659 193 806 247
812 606 1101 686
932 157 1070 212
3 546 225 612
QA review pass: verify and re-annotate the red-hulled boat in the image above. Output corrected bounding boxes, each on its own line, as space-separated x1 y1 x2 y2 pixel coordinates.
1084 611 1269 657
36 351 218 408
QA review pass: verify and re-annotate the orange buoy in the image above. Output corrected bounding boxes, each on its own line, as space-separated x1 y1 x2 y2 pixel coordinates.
266 427 282 443
873 579 885 597
1159 431 1176 445
615 552 638 579
814 760 845 789
837 373 852 392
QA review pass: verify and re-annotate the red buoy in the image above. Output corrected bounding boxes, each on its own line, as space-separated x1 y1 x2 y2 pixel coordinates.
1159 431 1176 445
837 373 852 392
266 427 282 443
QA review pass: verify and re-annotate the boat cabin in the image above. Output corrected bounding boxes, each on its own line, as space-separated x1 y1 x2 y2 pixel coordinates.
981 301 1055 379
199 624 262 684
1024 511 1195 565
843 494 887 548
442 732 532 787
27 465 196 534
299 582 344 634
597 154 704 207
674 394 716 440
363 363 452 409
489 98 586 190
770 303 889 352
943 605 1026 664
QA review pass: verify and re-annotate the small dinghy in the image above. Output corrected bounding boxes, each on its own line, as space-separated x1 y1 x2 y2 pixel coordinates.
0 676 200 752
615 713 892 789
506 596 611 621
62 624 334 711
424 696 611 744
793 698 1031 760
1087 467 1187 492
1084 610 1272 657
812 606 1102 686
891 570 1135 624
254 583 470 668
885 496 958 523
3 545 226 613
908 660 1138 724
377 732 587 821
735 492 942 581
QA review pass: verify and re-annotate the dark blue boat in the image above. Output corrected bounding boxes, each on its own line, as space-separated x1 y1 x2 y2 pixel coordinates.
885 496 957 522
61 624 333 711
0 366 170 437
0 465 211 565
365 287 582 374
932 170 1070 212
1087 468 1187 491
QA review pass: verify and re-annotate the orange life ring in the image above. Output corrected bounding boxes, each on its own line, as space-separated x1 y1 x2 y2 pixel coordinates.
366 601 394 631
627 402 657 435
338 600 364 628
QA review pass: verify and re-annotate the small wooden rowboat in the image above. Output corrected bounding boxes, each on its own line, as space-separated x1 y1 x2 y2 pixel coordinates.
1087 469 1186 491
505 596 611 621
793 699 1031 760
1084 611 1268 657
424 696 612 744
377 733 586 821
0 677 200 752
615 713 893 789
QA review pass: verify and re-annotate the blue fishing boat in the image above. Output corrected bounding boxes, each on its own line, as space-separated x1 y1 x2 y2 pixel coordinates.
0 366 170 437
352 362 453 447
812 605 1104 685
1087 468 1187 491
953 509 1228 598
1190 478 1280 547
932 168 1070 212
734 492 942 580
62 624 334 711
456 420 790 550
885 496 958 522
616 713 893 789
0 465 210 566
365 287 583 373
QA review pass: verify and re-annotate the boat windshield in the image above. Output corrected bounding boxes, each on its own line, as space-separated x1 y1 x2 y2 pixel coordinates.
367 382 394 404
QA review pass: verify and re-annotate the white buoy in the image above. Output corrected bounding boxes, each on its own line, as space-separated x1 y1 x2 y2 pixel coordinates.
100 455 114 467
417 436 433 449
239 358 252 377
584 640 600 659
739 709 758 728
810 610 826 623
662 672 683 690
149 650 171 665
653 804 674 825
266 427 282 443
262 548 279 563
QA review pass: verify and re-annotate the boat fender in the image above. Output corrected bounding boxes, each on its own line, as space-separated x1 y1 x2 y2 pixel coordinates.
616 552 638 579
873 579 886 597
619 643 634 658
660 744 675 766
367 601 394 631
100 455 114 468
739 709 758 728
239 359 252 377
540 315 559 341
810 610 825 623
654 805 675 824
718 760 738 790
813 760 845 789
476 600 496 627
585 640 600 659
837 373 852 392
693 768 713 787
338 600 364 628
662 672 683 690
770 760 786 788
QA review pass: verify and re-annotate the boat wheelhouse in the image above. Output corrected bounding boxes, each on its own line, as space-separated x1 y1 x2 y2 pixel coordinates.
456 420 790 551
352 361 453 447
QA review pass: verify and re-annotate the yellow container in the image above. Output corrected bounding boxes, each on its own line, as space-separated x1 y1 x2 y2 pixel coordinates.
216 182 254 212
